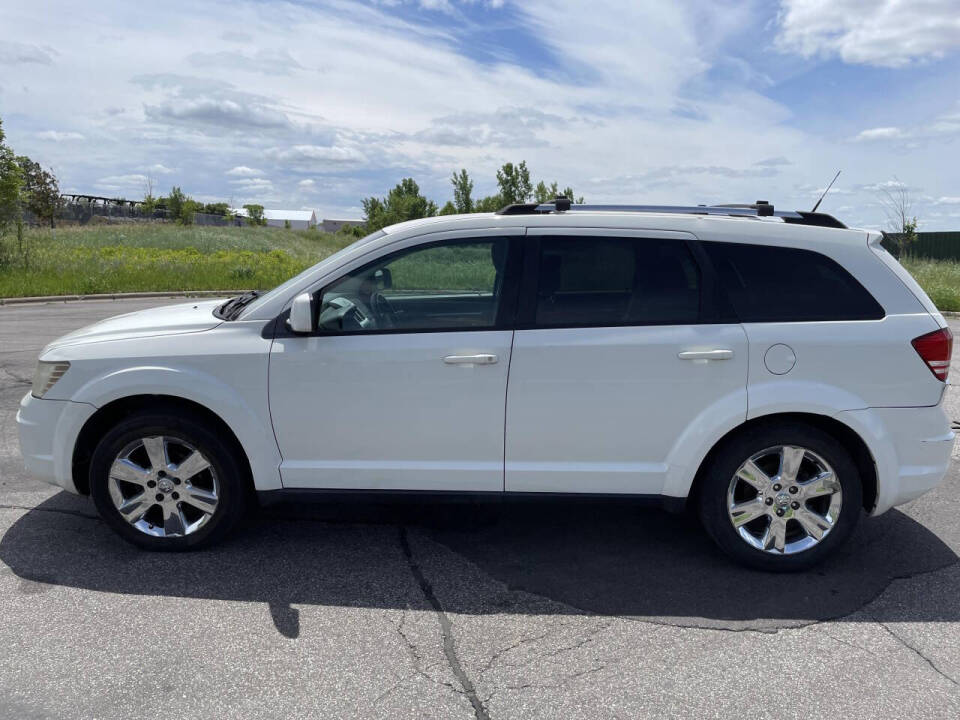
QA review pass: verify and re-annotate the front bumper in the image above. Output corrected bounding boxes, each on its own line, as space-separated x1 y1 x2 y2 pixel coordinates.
16 392 97 494
838 404 955 515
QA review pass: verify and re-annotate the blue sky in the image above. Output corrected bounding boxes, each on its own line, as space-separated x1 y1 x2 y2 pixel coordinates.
1 0 959 229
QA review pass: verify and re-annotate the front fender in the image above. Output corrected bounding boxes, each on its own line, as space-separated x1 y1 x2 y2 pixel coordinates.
70 365 282 491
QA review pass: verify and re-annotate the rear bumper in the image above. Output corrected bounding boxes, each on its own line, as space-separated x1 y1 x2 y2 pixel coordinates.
16 392 97 494
837 404 954 515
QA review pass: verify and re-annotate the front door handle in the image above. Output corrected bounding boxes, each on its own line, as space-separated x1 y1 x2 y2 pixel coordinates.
443 354 499 365
678 349 734 361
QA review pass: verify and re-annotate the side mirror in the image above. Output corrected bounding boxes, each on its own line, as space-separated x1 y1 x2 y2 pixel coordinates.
287 293 314 333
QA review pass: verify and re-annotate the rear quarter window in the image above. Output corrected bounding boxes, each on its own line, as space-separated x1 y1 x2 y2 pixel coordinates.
703 241 884 322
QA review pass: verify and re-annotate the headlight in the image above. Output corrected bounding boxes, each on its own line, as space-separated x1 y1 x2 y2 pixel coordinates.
31 361 70 398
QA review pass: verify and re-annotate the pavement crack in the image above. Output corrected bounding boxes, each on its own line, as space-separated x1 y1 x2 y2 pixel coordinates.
871 615 960 689
399 527 490 720
0 364 31 386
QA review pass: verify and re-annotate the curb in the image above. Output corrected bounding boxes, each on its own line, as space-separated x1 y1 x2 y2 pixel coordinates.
0 290 238 306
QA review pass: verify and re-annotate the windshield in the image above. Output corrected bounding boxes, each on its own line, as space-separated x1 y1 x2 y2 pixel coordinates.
236 229 386 318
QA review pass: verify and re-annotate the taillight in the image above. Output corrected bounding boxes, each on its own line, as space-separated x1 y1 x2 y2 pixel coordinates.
912 327 953 381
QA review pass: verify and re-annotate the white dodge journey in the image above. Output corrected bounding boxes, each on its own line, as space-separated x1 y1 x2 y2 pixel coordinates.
17 200 954 571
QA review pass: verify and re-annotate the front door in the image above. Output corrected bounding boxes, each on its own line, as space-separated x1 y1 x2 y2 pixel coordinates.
505 230 748 494
269 234 520 491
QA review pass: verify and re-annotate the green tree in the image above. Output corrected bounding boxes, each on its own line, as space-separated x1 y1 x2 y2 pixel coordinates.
165 186 200 225
534 180 584 204
362 178 438 232
203 202 230 217
0 118 22 235
474 194 504 212
878 180 918 256
451 168 474 213
16 156 62 227
438 200 457 215
167 186 186 222
496 161 532 205
243 203 265 226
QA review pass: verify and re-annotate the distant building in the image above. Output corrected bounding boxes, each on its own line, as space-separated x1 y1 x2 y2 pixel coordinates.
321 218 363 233
231 208 318 229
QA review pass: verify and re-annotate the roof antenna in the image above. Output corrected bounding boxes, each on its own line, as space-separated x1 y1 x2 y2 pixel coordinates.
811 170 841 212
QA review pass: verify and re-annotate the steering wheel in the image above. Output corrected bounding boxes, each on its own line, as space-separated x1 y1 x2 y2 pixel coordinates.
317 295 377 331
371 292 400 329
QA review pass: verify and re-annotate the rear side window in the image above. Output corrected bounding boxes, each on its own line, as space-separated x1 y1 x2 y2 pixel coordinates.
702 241 884 322
535 236 701 326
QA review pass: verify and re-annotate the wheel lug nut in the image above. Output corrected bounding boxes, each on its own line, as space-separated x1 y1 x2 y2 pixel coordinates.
147 480 156 488
776 508 785 517
765 497 774 506
789 486 798 494
791 501 800 509
172 492 179 500
155 493 164 502
773 484 782 491
173 478 181 485
157 470 166 477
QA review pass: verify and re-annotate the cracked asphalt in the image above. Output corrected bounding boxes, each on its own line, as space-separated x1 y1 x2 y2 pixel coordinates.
1 298 959 719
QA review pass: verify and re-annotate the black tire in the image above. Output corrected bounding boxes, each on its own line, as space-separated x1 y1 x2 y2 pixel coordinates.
89 407 249 550
697 421 862 572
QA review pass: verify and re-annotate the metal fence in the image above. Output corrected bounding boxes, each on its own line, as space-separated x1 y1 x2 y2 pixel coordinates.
881 232 960 261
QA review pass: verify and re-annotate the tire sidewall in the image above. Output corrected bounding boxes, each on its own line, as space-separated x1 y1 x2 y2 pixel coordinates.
90 411 246 551
698 423 863 572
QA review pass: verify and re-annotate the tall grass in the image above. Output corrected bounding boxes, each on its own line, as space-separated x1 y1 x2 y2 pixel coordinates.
899 257 960 312
0 223 354 297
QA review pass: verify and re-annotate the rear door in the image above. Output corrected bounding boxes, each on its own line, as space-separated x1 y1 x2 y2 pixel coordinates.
504 228 748 494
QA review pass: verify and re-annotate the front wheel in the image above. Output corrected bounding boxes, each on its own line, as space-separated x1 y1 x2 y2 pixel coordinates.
698 422 863 572
89 408 248 550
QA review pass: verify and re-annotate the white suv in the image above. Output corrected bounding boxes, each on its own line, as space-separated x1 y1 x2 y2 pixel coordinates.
17 200 955 570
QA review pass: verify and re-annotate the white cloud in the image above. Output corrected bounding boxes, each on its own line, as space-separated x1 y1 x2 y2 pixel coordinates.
0 40 54 65
35 130 84 141
95 173 149 190
267 145 367 166
229 177 274 192
854 127 905 142
225 165 264 177
145 97 290 129
935 196 960 205
146 163 175 174
776 0 960 67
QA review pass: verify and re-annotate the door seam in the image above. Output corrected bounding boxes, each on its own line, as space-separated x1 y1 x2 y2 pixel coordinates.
502 329 516 491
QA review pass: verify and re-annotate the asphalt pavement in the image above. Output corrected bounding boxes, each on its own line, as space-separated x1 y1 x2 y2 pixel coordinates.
1 298 959 719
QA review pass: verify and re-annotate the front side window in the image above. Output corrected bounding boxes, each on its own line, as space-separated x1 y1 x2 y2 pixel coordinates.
702 241 884 322
317 238 509 333
535 236 701 327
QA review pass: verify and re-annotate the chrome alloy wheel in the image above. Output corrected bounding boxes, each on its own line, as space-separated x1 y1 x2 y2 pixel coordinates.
726 445 842 555
107 435 220 538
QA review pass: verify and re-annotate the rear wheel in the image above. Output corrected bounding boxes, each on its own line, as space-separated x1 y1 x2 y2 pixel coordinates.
698 422 862 571
89 409 248 550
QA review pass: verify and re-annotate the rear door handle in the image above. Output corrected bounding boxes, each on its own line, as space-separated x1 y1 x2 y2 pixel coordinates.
678 349 734 361
443 354 499 365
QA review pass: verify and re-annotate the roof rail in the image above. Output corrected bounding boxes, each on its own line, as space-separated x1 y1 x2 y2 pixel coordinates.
496 197 847 229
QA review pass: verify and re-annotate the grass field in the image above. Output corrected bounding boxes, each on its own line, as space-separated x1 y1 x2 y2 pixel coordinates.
897 257 960 312
0 223 354 298
1 223 959 311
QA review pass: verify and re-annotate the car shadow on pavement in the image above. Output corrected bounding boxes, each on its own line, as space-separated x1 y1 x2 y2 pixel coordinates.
1 491 957 633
